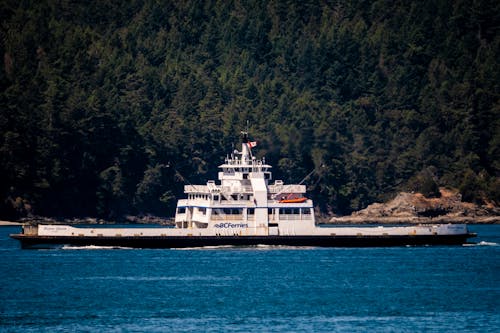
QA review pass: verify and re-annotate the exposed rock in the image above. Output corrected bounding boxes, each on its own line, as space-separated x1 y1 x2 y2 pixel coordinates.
329 188 499 224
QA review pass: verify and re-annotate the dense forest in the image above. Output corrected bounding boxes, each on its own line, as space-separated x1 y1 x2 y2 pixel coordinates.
1 0 499 220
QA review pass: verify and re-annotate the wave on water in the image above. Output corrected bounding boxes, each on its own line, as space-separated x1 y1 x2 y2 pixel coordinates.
172 244 317 250
77 275 238 282
61 245 133 250
172 245 240 250
463 241 499 247
254 244 317 250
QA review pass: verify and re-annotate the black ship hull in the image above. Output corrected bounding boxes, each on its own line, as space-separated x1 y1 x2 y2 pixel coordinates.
11 233 475 249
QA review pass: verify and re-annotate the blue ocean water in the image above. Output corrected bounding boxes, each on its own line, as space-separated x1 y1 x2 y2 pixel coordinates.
1 224 499 332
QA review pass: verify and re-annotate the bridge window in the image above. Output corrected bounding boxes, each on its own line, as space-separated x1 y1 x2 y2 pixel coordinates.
225 208 243 215
279 208 300 215
278 208 301 220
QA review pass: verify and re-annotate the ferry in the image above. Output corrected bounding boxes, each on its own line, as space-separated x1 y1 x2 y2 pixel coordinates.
11 132 475 249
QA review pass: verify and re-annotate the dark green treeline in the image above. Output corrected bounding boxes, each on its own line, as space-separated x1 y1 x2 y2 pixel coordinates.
1 0 498 219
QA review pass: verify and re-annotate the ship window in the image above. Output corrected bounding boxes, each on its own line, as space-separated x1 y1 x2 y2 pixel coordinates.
198 207 206 215
243 173 248 179
213 195 219 201
248 208 254 215
194 222 208 228
279 208 300 215
301 208 311 215
268 208 273 214
223 208 243 215
177 207 186 214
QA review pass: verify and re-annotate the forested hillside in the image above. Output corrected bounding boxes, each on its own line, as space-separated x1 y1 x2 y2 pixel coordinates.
1 0 499 220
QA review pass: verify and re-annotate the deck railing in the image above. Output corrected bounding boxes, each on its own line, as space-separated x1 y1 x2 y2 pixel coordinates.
210 214 244 221
268 184 306 194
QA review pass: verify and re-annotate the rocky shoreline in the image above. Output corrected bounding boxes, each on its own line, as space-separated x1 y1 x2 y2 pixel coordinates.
328 188 499 224
0 221 22 226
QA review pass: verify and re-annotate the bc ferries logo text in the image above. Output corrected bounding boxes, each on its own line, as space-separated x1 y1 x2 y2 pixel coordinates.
214 223 248 228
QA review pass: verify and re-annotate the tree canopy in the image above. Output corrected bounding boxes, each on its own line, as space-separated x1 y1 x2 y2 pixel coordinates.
1 0 499 220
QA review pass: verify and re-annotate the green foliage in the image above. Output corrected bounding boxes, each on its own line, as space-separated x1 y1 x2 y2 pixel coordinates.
0 0 498 219
406 168 441 198
134 163 175 215
97 165 126 219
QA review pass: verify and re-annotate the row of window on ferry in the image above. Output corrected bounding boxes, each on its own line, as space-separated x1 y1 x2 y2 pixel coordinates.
177 207 311 215
222 167 270 173
223 169 271 180
188 194 251 201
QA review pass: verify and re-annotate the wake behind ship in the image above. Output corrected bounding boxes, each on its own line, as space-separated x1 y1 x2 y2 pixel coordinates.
11 132 475 249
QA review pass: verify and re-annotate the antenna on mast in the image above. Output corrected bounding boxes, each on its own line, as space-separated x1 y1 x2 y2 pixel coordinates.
240 121 252 162
241 121 249 137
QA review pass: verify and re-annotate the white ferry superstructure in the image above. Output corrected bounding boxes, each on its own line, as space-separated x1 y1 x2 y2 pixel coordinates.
11 132 475 248
174 132 313 237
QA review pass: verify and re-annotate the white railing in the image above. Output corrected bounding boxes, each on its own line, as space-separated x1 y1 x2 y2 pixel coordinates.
184 185 209 193
210 215 244 221
268 184 306 194
220 185 253 193
185 184 255 194
278 214 312 221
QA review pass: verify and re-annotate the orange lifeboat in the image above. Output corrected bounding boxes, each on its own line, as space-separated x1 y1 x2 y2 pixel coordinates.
278 195 307 203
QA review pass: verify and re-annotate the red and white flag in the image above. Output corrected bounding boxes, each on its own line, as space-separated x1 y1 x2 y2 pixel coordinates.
247 141 257 148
